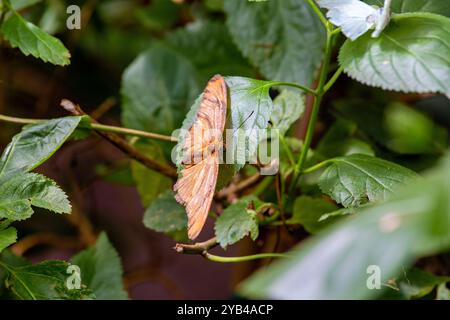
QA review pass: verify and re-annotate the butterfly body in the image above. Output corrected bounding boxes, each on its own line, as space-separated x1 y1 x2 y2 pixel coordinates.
174 75 227 240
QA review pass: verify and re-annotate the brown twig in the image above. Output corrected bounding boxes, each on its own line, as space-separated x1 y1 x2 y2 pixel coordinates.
60 99 177 179
10 233 83 256
90 97 116 120
174 237 218 255
216 173 261 199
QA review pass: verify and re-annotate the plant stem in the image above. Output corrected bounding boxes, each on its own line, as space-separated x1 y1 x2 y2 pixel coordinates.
324 66 343 92
288 24 335 196
204 252 290 263
273 82 317 96
0 114 177 142
301 159 334 174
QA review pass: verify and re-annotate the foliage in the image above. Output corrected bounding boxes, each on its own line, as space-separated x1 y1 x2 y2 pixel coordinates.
0 0 449 300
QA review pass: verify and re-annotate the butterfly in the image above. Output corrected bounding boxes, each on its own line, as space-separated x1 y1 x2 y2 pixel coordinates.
317 0 392 40
174 75 228 240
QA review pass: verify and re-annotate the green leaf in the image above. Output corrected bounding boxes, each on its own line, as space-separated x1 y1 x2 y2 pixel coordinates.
0 117 82 179
339 13 450 98
0 228 17 253
225 76 276 170
121 45 200 134
382 268 450 300
215 196 261 248
0 10 70 66
143 190 188 241
131 141 172 207
0 260 94 300
270 90 305 136
384 102 447 154
289 196 339 234
318 154 419 207
363 0 450 17
239 154 450 299
0 172 71 221
164 20 254 83
71 232 128 300
224 0 325 86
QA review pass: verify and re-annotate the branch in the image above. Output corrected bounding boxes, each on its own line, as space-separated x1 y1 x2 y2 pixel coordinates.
174 237 218 254
60 99 178 179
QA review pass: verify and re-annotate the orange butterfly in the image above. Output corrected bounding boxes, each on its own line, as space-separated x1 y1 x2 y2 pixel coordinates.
174 75 228 240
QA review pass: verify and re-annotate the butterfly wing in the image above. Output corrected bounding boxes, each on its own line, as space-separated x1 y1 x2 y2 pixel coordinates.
317 0 379 40
174 75 227 240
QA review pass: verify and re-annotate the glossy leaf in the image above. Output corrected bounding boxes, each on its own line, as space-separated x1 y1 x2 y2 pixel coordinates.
225 76 276 170
339 13 450 98
0 228 17 253
0 10 70 65
71 233 128 300
215 196 261 248
240 154 450 299
143 190 188 240
318 154 419 207
0 117 82 179
224 0 325 86
121 45 200 134
0 172 71 221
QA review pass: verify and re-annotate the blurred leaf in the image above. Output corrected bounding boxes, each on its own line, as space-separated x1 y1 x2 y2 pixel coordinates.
215 196 261 248
318 154 419 207
0 117 82 179
437 283 450 300
363 0 450 17
225 76 276 170
11 0 42 11
143 190 188 241
165 20 254 83
95 162 134 186
71 232 128 300
240 154 450 299
131 141 172 207
135 0 181 31
384 103 447 154
339 13 450 98
0 172 71 221
38 0 65 34
121 45 200 134
289 196 339 234
0 228 17 253
224 0 325 86
0 260 94 300
316 119 374 159
270 90 305 136
0 9 70 65
382 268 450 299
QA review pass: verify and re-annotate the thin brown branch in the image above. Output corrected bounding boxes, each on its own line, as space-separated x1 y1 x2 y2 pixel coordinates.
90 97 116 120
216 173 261 199
174 237 218 255
60 99 177 179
